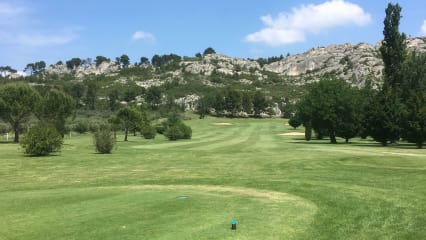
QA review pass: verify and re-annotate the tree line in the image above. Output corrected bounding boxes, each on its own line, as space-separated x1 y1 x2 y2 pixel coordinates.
295 3 426 148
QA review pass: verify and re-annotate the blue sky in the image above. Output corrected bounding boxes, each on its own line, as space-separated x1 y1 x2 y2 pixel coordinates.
0 0 425 71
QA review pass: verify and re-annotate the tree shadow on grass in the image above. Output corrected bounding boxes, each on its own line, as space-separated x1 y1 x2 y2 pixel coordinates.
290 138 423 149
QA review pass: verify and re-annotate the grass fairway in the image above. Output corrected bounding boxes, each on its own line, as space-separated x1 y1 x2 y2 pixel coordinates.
1 117 426 239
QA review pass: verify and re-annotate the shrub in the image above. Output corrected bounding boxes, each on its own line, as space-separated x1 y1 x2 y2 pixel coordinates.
288 117 301 129
21 126 63 156
93 128 115 154
155 123 166 134
73 121 88 134
141 124 156 139
0 122 11 134
181 124 192 139
88 121 101 133
164 125 183 141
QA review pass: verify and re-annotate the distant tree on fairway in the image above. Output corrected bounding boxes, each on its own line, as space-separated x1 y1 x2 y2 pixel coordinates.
35 89 75 137
297 78 361 144
21 125 63 156
365 88 405 146
0 83 40 143
400 53 426 148
116 107 141 141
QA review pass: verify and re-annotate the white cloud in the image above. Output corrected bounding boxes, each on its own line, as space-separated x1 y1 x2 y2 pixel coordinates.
421 20 426 36
132 31 156 42
0 2 27 22
245 0 372 46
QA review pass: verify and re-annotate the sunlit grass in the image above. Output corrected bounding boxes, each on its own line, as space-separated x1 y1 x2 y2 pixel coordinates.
0 117 425 239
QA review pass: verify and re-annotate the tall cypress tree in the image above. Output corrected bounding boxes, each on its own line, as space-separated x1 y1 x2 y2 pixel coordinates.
366 3 408 145
380 3 407 90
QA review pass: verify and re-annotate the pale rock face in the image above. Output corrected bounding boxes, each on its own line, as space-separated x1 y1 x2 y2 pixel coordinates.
263 37 425 88
175 94 200 111
46 61 119 77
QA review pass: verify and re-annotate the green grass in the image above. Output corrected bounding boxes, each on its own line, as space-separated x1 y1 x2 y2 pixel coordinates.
1 117 425 239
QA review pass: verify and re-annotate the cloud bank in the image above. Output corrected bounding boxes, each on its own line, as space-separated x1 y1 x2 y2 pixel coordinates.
245 0 371 46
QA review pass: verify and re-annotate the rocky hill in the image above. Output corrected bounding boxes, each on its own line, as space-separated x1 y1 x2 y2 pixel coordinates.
43 37 426 89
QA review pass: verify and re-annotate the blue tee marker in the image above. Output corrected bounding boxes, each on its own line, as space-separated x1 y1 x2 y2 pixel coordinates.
231 220 237 230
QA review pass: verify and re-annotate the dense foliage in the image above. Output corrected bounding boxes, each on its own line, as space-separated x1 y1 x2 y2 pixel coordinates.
20 125 63 156
93 128 116 154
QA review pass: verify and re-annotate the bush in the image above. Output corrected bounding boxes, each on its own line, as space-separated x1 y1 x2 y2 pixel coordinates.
93 128 115 154
181 124 192 139
164 125 183 141
164 123 192 141
141 124 156 139
155 123 166 134
288 117 301 129
88 121 101 133
73 121 88 134
21 126 63 156
0 122 11 134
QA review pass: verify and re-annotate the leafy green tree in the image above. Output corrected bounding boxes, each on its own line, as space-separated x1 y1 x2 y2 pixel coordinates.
0 66 17 76
213 91 226 116
297 78 360 144
241 92 253 115
196 95 211 119
85 82 97 110
400 53 426 148
69 83 85 108
95 56 110 67
66 58 82 70
253 91 268 117
140 57 150 65
24 63 35 75
108 88 120 111
145 86 162 110
380 3 407 90
21 125 63 156
203 47 216 56
0 83 40 143
225 89 242 116
116 107 141 141
35 89 75 137
365 88 405 146
403 91 426 148
118 54 130 68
